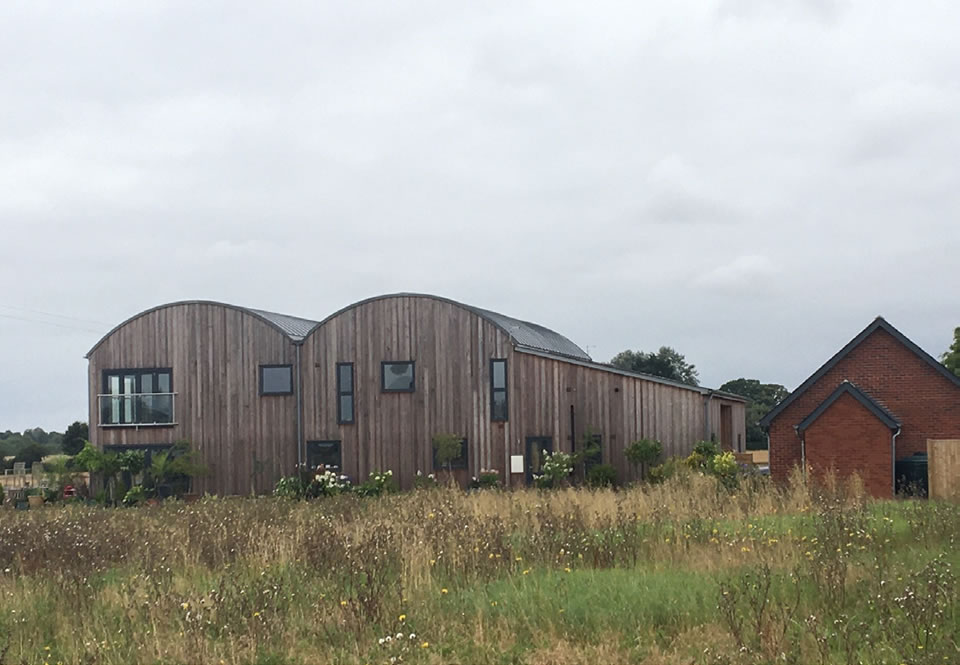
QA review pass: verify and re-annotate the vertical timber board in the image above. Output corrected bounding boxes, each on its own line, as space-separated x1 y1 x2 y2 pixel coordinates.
928 439 960 501
86 302 299 495
299 296 512 489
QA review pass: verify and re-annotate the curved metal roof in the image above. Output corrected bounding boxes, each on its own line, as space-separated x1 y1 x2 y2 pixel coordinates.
305 293 592 361
85 301 319 357
467 305 591 360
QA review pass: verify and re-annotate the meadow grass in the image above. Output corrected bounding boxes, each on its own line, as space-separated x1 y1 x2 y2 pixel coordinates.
0 471 957 664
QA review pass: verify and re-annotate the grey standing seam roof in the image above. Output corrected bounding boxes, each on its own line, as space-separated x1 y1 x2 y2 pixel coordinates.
468 306 592 361
245 308 319 342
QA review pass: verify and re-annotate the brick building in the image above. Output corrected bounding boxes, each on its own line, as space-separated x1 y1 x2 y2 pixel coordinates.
760 317 960 497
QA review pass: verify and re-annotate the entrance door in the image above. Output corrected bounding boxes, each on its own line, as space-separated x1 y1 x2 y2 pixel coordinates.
525 436 553 484
306 441 343 474
720 405 733 451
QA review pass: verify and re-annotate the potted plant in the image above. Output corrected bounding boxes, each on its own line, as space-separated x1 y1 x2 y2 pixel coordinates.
26 487 44 508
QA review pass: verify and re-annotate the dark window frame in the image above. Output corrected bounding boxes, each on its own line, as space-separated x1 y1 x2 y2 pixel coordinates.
381 360 416 393
259 364 294 396
490 358 508 422
584 432 602 472
336 362 355 424
101 368 174 426
433 436 468 471
306 440 343 474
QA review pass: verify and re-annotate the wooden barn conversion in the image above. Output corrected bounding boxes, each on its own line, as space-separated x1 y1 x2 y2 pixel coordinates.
87 294 746 493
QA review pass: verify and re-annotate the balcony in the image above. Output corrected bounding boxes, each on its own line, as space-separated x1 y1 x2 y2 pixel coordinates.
97 392 177 428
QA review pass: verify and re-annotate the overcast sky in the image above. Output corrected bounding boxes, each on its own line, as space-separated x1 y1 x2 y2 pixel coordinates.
2 0 959 432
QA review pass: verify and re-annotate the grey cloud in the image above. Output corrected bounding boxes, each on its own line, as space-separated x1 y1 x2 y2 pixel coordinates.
2 0 960 429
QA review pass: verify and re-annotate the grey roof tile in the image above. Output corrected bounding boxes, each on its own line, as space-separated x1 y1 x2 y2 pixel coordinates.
245 308 319 341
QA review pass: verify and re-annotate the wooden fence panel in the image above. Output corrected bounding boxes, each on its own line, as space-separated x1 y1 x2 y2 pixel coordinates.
928 439 960 501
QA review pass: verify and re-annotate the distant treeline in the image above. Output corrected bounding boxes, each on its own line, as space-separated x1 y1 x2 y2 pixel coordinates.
0 423 87 468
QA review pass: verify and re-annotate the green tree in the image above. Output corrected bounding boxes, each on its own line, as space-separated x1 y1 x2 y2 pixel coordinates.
609 347 699 386
942 327 960 378
13 442 46 467
62 421 89 456
718 378 790 450
432 433 463 473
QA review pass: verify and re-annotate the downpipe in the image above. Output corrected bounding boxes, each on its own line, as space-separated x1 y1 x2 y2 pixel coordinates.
891 427 901 497
794 425 805 482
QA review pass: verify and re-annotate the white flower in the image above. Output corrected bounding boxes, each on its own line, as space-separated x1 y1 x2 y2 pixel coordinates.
409 633 416 640
396 632 404 639
379 638 385 645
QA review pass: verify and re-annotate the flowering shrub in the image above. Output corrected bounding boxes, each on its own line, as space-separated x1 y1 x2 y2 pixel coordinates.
534 451 574 488
414 470 438 490
273 475 306 499
469 469 501 490
307 470 351 498
355 470 395 497
709 451 739 489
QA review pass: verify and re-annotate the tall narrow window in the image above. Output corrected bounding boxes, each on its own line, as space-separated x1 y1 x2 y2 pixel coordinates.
491 359 508 421
337 362 355 424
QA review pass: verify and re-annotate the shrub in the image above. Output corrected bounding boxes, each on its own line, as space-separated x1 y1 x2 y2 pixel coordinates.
586 463 617 488
649 457 687 484
624 438 662 480
273 475 306 499
432 433 463 472
307 470 350 498
693 440 721 459
710 451 739 489
469 469 501 490
123 485 148 506
413 470 438 489
355 470 395 497
535 451 574 488
0 484 5 506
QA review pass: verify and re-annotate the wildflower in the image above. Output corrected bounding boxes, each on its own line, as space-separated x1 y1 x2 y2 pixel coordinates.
409 633 416 640
441 588 448 594
428 512 436 519
398 614 406 621
421 642 430 649
522 569 530 575
564 567 571 573
340 600 348 606
396 632 404 640
180 602 189 610
253 612 260 618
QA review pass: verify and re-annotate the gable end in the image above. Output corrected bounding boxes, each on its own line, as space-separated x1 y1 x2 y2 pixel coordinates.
760 317 960 427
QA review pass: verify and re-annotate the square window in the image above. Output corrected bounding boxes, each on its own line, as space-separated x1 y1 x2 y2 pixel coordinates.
381 361 415 392
433 437 468 470
260 365 293 395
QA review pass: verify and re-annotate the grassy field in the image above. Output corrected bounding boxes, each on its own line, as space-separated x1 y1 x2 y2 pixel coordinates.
0 472 957 665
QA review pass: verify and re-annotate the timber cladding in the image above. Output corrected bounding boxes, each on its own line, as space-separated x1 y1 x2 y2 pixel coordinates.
88 294 747 494
87 302 300 495
302 294 745 489
928 439 960 501
301 296 514 489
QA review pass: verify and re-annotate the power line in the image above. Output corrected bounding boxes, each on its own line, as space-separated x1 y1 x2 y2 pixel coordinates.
0 312 105 335
0 303 112 327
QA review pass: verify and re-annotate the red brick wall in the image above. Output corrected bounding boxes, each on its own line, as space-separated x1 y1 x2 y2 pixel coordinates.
770 327 960 492
803 392 894 498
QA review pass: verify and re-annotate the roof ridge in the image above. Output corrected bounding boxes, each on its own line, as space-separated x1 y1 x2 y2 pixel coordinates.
797 381 900 432
761 317 960 427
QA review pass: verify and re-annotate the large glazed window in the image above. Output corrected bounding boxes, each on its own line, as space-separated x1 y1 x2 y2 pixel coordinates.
100 369 174 426
260 365 293 395
491 359 508 421
337 363 355 424
381 361 415 392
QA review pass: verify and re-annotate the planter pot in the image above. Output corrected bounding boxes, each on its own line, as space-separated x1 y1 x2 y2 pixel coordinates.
27 495 44 508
